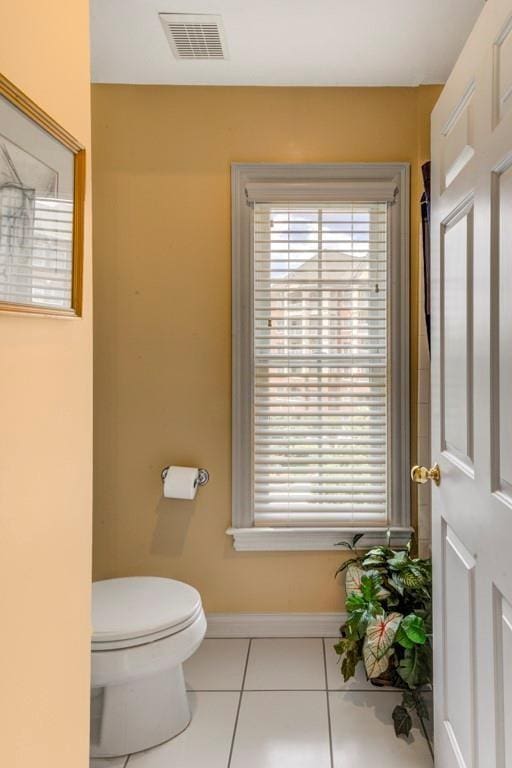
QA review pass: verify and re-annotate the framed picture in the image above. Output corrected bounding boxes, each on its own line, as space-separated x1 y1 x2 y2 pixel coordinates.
0 73 85 317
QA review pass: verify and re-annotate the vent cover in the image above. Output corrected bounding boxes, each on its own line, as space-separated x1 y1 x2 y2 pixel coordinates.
159 13 227 60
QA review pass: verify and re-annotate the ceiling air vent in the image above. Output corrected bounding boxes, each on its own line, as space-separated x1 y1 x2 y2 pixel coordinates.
159 13 227 60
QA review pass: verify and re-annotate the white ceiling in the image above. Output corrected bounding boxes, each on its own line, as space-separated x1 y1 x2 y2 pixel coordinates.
90 0 485 86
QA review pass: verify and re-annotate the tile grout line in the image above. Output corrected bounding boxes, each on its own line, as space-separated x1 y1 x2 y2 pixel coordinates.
226 638 252 768
205 636 335 640
322 639 335 768
187 687 407 692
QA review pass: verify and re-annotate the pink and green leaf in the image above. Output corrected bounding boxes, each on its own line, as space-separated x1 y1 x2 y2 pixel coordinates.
363 642 393 678
365 612 403 659
345 564 365 596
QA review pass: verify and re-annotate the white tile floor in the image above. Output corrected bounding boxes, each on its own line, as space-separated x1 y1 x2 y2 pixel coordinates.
91 638 433 768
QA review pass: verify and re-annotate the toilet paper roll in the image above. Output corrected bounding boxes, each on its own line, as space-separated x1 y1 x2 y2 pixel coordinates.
163 466 199 500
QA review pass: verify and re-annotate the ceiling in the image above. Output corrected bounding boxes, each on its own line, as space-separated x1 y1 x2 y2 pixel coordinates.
90 0 485 86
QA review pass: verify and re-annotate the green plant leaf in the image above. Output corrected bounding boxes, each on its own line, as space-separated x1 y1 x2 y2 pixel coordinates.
402 690 416 710
363 570 391 600
362 548 393 570
344 611 365 639
387 550 409 569
345 592 366 612
344 602 383 641
414 693 430 720
336 536 366 551
397 646 430 688
397 649 418 686
392 705 412 737
334 636 359 657
402 690 430 719
366 546 389 559
401 569 426 589
362 555 386 567
360 573 381 601
334 637 363 683
401 614 426 645
395 624 415 649
341 652 357 681
344 614 365 639
365 611 403 660
388 573 405 596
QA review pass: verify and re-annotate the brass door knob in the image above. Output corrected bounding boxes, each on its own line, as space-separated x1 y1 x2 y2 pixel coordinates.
410 463 441 486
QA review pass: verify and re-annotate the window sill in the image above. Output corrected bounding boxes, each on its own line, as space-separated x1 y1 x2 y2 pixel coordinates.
226 526 414 551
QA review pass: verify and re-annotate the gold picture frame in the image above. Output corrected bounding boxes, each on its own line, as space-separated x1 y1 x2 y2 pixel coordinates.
0 73 85 317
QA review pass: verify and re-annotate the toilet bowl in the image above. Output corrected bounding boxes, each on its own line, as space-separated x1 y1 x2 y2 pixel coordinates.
90 576 206 758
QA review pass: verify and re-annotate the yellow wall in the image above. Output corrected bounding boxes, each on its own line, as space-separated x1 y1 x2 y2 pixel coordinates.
92 84 440 612
0 2 92 766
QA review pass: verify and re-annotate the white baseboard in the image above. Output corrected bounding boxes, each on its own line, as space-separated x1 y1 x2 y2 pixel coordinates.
205 612 346 638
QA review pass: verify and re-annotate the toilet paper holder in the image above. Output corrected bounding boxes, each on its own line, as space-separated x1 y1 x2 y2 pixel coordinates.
161 466 210 487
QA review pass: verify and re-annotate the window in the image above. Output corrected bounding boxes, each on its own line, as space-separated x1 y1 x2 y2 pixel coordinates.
230 164 411 551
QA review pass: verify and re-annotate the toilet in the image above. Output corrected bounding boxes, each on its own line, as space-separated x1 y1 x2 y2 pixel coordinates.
90 576 206 758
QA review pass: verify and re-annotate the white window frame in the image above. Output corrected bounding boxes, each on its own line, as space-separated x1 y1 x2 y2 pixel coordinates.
229 163 411 551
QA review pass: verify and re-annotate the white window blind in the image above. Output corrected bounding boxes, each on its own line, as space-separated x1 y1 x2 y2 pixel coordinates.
252 201 389 526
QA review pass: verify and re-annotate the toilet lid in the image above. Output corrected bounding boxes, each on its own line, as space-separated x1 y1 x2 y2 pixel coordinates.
92 577 202 643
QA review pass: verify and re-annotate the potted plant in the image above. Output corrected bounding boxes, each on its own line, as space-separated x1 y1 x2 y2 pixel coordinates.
334 534 432 737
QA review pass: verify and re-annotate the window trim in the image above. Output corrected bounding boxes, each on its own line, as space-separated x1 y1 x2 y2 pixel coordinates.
229 163 411 551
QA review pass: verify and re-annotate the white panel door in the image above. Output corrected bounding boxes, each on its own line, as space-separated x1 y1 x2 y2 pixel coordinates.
431 1 512 766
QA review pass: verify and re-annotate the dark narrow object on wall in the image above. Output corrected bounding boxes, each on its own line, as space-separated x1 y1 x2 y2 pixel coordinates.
420 161 431 352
